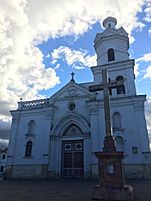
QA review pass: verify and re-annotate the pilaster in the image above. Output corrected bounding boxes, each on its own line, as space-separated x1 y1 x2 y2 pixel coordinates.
6 113 21 165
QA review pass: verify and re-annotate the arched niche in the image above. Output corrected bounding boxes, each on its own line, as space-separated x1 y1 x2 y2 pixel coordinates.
115 136 124 152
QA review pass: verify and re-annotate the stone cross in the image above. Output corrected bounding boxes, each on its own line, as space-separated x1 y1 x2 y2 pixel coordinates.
89 69 124 137
71 72 75 81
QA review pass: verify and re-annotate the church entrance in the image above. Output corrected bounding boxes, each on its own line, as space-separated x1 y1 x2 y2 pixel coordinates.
62 140 84 177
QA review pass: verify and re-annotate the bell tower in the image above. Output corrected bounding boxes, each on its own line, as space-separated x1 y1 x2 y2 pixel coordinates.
91 17 136 97
94 16 129 65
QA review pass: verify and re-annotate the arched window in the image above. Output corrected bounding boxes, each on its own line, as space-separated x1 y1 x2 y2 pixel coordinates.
108 48 115 62
27 120 35 135
113 112 121 129
25 141 32 157
115 136 124 151
116 76 125 94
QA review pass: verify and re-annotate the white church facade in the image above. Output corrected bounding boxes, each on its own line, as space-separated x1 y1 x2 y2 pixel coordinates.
5 17 151 179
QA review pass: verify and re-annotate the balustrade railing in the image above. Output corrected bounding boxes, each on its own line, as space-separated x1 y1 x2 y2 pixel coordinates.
18 98 50 110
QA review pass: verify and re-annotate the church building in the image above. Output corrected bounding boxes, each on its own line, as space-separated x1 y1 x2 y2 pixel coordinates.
5 17 151 179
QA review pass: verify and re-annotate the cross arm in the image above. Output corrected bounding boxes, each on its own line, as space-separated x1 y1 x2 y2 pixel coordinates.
89 84 103 92
108 80 124 89
89 80 124 92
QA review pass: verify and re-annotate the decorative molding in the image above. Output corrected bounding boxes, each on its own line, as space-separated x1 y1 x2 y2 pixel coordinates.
12 116 20 123
17 98 55 111
113 128 125 133
45 114 53 120
89 94 97 101
68 88 78 97
23 156 33 159
91 59 135 74
68 102 76 112
62 124 84 137
113 131 123 138
90 107 98 114
50 135 60 141
51 112 90 137
25 133 35 139
84 132 91 139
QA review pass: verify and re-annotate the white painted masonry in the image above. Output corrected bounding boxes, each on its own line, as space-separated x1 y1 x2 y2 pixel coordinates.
5 17 151 179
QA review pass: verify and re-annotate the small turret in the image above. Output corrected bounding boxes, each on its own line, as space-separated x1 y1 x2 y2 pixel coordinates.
103 17 117 29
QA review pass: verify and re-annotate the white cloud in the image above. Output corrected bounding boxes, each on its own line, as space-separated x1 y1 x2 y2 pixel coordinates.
137 52 151 62
0 119 11 129
134 63 140 77
0 0 60 120
143 65 151 79
52 46 97 69
136 52 151 79
27 0 147 43
54 63 61 70
144 0 151 22
145 97 151 144
0 0 149 123
45 53 50 58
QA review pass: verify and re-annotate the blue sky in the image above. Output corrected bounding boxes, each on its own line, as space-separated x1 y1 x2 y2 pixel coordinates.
0 0 151 142
38 17 151 99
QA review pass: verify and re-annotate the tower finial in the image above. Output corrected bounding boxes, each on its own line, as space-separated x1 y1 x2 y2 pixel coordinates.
71 72 75 82
103 17 117 29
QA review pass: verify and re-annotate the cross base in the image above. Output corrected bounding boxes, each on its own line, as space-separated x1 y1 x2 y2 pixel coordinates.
92 185 134 201
92 135 134 201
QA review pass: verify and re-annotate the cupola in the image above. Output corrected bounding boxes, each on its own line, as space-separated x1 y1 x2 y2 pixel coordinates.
102 17 117 29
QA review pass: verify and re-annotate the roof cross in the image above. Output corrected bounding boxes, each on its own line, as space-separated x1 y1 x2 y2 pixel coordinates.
71 72 75 81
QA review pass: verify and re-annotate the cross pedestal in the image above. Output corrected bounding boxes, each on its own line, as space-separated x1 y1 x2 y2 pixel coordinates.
89 69 134 200
92 136 134 200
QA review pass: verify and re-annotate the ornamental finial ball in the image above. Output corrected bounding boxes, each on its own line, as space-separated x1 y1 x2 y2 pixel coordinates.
103 17 117 29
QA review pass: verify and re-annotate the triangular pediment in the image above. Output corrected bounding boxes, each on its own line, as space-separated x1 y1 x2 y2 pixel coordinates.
50 81 91 101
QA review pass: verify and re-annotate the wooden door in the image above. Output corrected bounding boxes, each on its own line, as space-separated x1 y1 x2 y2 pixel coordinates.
62 140 84 177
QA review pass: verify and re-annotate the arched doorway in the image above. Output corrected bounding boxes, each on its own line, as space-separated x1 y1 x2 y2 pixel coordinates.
49 113 91 178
